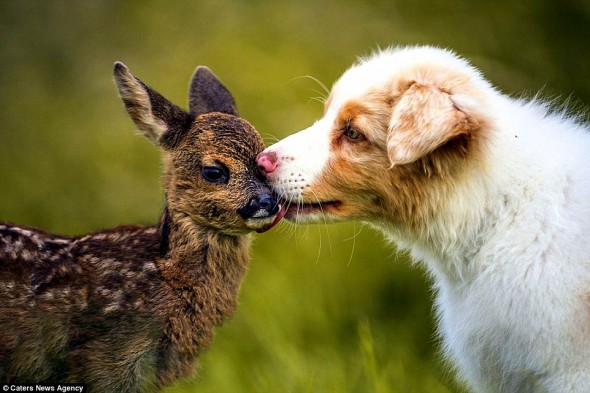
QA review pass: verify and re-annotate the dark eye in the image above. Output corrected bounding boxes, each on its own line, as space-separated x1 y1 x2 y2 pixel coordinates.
343 124 365 141
201 166 229 183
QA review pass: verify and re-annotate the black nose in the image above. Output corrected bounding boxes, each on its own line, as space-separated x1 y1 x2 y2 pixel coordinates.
237 193 280 219
258 194 277 212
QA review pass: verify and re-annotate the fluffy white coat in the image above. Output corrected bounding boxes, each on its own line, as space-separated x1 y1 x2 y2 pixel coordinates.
259 46 590 392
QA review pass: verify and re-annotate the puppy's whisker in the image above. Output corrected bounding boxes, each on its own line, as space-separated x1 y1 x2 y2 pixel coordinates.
344 223 363 267
261 133 280 144
310 88 328 99
309 96 327 105
314 225 323 265
276 198 294 236
291 197 308 242
303 75 331 97
308 188 334 261
288 75 330 97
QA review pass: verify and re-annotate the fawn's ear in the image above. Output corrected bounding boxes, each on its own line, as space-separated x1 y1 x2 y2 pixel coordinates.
387 81 479 166
114 62 192 147
188 66 238 117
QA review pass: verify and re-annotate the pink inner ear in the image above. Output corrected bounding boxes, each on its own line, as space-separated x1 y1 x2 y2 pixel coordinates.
387 84 471 166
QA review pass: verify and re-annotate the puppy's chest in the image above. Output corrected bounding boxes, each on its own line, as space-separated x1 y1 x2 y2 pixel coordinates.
434 265 572 385
435 285 532 388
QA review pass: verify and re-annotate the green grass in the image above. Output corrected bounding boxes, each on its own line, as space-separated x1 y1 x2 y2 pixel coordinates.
0 1 587 392
162 224 464 393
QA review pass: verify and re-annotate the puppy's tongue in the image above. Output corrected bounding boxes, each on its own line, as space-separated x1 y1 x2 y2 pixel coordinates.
257 204 287 233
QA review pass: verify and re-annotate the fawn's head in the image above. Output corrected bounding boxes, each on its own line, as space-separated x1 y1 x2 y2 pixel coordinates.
114 63 283 236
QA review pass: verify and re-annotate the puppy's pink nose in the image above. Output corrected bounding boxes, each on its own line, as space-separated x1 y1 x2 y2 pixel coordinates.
257 151 278 175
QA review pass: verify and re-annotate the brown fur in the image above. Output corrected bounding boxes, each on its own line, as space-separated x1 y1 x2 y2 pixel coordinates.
0 63 277 392
301 68 488 231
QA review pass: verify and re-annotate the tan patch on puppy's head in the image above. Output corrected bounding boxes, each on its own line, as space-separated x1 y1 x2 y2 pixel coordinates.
300 58 491 230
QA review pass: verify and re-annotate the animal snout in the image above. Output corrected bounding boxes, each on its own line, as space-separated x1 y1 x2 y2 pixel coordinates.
257 194 277 212
237 193 280 219
257 151 278 176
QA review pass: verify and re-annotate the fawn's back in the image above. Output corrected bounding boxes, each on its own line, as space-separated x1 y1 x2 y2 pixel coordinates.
0 224 168 384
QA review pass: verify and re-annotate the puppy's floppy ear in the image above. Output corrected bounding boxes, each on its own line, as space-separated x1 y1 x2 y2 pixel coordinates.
114 62 192 149
387 81 479 166
188 66 238 117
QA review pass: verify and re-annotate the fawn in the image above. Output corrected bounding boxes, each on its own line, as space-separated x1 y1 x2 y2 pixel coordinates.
0 62 284 391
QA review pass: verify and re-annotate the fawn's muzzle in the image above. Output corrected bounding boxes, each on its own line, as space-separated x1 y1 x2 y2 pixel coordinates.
237 193 280 219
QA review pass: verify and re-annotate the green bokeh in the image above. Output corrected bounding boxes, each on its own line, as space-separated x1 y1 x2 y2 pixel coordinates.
1 1 588 392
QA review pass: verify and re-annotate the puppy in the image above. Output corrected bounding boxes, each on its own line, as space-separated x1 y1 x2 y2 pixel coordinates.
257 46 590 392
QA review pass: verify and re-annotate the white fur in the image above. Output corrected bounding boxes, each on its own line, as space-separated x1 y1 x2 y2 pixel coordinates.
263 46 590 392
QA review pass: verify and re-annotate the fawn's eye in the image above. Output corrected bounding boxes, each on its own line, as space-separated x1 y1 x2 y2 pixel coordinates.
201 166 229 184
343 124 365 141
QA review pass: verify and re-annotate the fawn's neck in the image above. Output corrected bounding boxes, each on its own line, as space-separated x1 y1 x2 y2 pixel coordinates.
157 208 251 321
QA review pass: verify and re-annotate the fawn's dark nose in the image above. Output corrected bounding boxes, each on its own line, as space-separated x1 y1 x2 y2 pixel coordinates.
237 193 280 219
257 151 278 176
258 194 277 212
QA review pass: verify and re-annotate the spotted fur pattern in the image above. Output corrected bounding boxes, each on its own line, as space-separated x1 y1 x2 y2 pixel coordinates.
0 63 278 392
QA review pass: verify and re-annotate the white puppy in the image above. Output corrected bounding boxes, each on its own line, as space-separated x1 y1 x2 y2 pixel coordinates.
258 46 590 392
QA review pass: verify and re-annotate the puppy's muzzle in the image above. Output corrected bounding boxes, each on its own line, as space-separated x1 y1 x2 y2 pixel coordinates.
237 193 280 219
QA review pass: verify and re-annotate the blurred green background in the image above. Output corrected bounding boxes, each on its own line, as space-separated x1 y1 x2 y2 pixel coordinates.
1 1 589 392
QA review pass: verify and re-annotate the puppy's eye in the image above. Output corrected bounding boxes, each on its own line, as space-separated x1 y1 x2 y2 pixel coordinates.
201 166 229 184
344 124 365 141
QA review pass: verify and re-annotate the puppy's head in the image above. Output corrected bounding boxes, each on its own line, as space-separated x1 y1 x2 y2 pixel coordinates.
114 63 282 235
258 46 492 230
